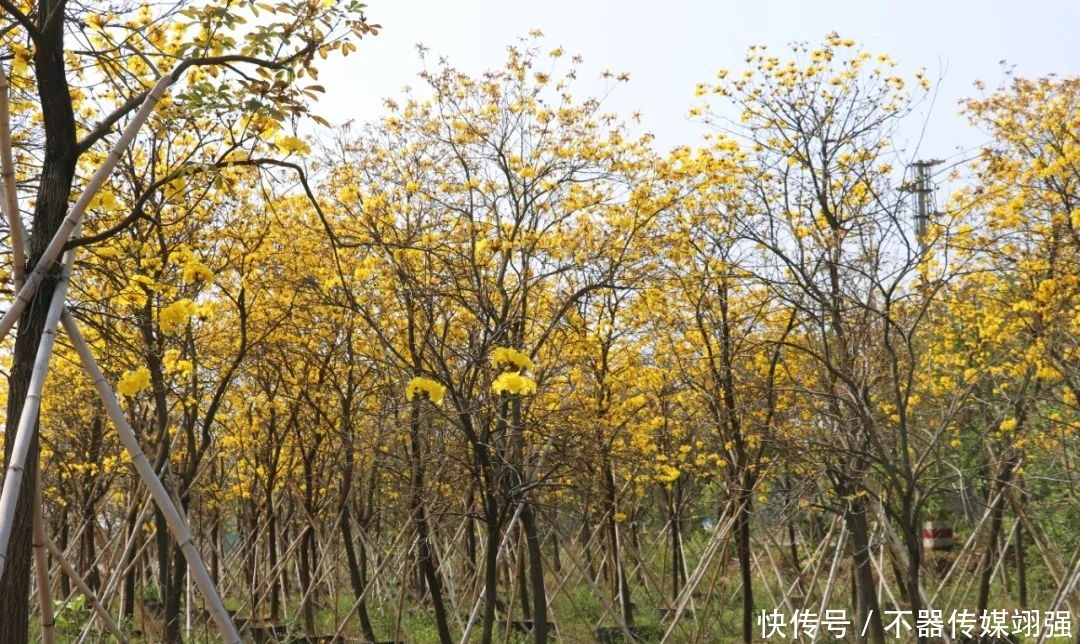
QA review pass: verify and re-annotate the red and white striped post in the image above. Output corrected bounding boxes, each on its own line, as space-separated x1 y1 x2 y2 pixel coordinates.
922 521 954 552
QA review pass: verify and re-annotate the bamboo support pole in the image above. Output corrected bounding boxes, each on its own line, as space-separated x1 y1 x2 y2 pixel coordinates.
549 528 637 643
72 433 185 644
458 433 558 644
0 71 174 344
72 494 156 644
0 64 25 289
331 519 414 639
61 311 241 644
871 501 950 644
0 225 79 579
789 515 840 611
33 477 55 644
931 486 1003 603
1006 490 1080 614
659 510 739 643
810 522 848 644
44 536 129 643
759 535 793 613
1038 547 1080 644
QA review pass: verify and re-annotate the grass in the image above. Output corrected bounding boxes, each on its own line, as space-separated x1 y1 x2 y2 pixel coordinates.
26 527 1076 642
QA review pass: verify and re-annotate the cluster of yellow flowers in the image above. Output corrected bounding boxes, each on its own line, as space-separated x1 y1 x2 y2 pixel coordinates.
490 346 534 373
182 258 214 283
117 366 151 397
275 134 311 155
491 372 537 396
160 298 199 332
162 348 194 377
490 346 537 396
406 376 446 405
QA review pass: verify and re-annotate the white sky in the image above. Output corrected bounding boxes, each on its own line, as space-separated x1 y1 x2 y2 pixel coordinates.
316 0 1079 163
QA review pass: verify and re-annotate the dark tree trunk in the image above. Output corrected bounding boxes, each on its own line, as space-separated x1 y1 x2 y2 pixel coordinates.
735 489 753 644
550 510 561 573
409 403 453 644
788 519 804 596
466 490 478 575
340 456 377 642
481 497 501 644
670 490 683 603
603 460 633 628
122 501 140 622
508 396 547 644
341 511 376 641
1016 520 1027 608
299 455 317 635
267 495 281 620
81 506 101 591
516 532 531 621
847 499 885 644
977 483 1008 617
521 503 548 642
164 539 186 643
59 501 71 598
904 508 923 641
0 2 80 637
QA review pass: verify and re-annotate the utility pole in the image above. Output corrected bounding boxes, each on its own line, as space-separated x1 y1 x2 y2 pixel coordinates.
907 159 942 251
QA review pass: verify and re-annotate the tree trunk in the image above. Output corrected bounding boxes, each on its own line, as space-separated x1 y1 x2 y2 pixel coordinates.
0 2 80 634
847 498 885 644
164 539 186 643
481 497 501 644
521 503 548 642
735 489 753 644
516 531 531 621
410 403 453 644
340 465 377 642
603 460 633 628
977 484 1007 617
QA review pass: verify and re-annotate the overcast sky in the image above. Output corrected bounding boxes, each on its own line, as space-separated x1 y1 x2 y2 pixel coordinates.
316 0 1079 164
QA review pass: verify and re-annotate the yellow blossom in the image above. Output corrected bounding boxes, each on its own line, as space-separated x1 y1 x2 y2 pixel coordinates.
117 367 151 397
490 346 535 372
406 377 446 405
491 372 537 396
160 299 198 332
182 260 213 283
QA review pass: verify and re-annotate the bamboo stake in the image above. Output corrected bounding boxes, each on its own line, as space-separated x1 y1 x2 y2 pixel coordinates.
0 64 25 289
458 433 558 644
331 519 413 639
660 510 739 643
759 536 793 613
0 71 175 345
810 522 847 644
0 224 79 579
1038 547 1080 644
44 537 129 643
72 492 156 644
871 501 950 644
549 527 637 643
931 486 1003 603
33 476 55 644
789 515 839 610
1006 490 1080 614
72 430 187 644
61 311 241 644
